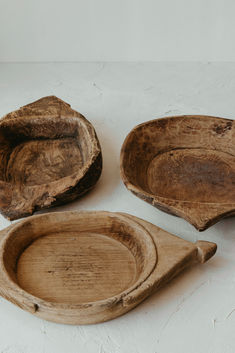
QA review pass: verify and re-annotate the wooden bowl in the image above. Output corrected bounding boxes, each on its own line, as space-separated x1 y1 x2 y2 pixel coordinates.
0 211 216 324
0 96 102 220
121 115 235 231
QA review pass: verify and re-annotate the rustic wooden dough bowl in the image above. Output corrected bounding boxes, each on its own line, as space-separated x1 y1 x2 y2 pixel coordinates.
0 211 216 324
121 115 235 231
0 96 102 220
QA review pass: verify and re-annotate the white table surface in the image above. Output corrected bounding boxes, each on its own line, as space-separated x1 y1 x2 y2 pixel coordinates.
0 62 235 353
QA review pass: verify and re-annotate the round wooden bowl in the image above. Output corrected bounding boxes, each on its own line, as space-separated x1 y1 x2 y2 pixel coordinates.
0 96 102 220
120 115 235 231
0 211 216 325
0 211 156 324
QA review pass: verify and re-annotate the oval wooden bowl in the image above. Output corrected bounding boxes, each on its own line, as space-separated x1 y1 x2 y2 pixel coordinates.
0 96 102 220
0 211 216 324
121 115 235 231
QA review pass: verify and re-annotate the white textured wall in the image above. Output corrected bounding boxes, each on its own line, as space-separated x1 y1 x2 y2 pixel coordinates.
1 0 235 62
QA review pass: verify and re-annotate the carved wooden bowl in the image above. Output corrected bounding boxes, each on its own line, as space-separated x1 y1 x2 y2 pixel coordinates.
0 96 102 220
121 115 235 231
0 211 216 324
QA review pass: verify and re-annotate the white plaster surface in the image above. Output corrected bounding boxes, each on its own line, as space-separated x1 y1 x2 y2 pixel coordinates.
0 62 235 353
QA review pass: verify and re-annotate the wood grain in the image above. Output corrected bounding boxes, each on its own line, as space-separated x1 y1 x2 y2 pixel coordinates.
0 211 216 324
0 96 102 220
120 115 235 231
17 232 136 303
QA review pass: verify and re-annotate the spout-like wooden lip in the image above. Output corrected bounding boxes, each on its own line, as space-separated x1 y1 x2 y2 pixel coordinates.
0 211 216 325
0 96 102 220
120 115 235 231
195 241 217 263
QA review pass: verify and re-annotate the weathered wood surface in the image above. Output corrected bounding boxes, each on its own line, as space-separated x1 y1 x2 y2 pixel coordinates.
0 96 102 220
0 211 216 324
120 115 235 231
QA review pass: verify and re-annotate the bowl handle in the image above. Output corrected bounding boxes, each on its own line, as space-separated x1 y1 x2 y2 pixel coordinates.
195 240 217 263
118 213 217 308
122 239 217 308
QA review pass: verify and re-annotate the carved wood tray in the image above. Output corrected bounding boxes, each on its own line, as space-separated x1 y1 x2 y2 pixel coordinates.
0 211 216 324
0 96 102 220
120 115 235 231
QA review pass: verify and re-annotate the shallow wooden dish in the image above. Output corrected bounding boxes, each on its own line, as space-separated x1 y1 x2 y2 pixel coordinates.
0 211 216 324
121 115 235 231
0 96 102 220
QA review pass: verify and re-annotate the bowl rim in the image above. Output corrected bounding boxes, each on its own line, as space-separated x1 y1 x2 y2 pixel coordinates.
0 211 157 312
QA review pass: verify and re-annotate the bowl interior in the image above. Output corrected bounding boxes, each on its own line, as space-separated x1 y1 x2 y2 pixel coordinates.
121 116 235 203
2 212 156 304
0 116 92 186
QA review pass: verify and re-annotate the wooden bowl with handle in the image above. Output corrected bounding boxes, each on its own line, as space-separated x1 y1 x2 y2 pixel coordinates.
0 96 102 220
121 115 235 231
0 211 216 324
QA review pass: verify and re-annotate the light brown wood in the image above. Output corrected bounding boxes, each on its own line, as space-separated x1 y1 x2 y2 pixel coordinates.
0 96 102 220
17 232 137 304
0 211 216 324
120 115 235 231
